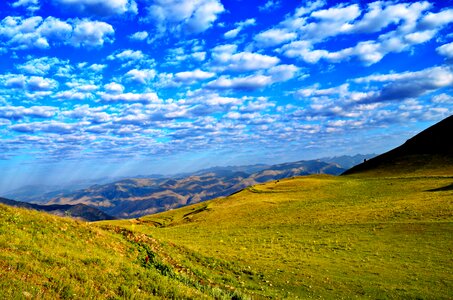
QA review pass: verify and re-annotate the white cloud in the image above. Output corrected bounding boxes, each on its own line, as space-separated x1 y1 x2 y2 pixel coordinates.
259 0 281 12
174 69 215 83
104 82 125 94
437 42 453 59
143 0 224 35
130 31 148 41
206 75 273 90
0 16 114 49
354 66 453 103
125 69 156 84
2 74 57 91
267 64 299 82
11 0 40 12
70 20 114 47
27 76 58 91
271 1 453 65
254 28 296 47
109 49 144 61
52 0 137 16
211 47 280 72
54 90 93 100
431 93 453 104
16 57 65 76
224 18 255 39
420 8 453 29
101 92 161 104
0 105 58 119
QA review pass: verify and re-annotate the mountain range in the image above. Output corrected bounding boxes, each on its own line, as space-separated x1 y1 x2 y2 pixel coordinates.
0 197 115 221
46 159 346 218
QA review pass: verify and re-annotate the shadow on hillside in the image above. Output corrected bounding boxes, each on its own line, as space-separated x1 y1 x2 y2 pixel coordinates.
426 183 453 192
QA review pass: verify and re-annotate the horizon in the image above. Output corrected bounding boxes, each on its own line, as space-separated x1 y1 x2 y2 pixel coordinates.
1 0 452 193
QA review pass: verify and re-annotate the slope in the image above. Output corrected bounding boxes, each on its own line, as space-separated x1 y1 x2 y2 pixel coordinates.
0 203 250 299
103 173 453 299
0 197 116 222
343 115 453 176
2 173 452 298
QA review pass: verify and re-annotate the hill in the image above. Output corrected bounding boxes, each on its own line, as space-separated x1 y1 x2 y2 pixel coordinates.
343 115 453 176
102 173 453 298
0 197 116 221
46 160 344 218
2 170 452 298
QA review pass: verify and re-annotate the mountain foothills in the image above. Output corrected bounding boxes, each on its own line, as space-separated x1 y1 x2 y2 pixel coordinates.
0 116 452 299
45 159 346 218
0 198 115 222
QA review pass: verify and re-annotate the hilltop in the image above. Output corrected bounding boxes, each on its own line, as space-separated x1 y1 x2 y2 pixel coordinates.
343 115 453 176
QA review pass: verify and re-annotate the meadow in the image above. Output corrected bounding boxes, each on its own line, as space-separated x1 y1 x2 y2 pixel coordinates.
1 172 452 299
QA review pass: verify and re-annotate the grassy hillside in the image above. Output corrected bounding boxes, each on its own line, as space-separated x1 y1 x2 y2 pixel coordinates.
0 204 247 299
103 173 453 299
343 115 453 176
1 172 452 298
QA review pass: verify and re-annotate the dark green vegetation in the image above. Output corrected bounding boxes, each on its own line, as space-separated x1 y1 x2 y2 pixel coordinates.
46 160 345 218
343 115 453 176
0 197 115 221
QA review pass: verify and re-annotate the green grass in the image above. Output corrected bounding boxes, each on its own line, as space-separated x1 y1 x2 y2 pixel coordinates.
1 173 452 298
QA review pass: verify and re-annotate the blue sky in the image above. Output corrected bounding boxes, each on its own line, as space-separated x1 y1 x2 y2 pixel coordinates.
0 0 452 192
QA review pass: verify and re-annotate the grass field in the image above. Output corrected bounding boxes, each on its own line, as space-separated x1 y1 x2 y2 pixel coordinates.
1 173 452 299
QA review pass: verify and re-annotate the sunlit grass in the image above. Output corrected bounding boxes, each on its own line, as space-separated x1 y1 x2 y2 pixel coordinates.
1 173 452 298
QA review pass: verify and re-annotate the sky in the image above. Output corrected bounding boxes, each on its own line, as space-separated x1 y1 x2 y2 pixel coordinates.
0 0 452 192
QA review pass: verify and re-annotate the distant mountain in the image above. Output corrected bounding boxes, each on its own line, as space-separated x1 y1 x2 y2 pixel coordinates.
0 197 116 221
343 115 453 176
320 154 377 169
2 177 123 204
47 160 345 218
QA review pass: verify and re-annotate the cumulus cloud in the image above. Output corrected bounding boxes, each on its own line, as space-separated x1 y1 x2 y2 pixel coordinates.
142 0 224 35
0 105 58 120
0 16 114 49
2 74 58 91
16 57 66 76
129 31 148 41
70 19 114 47
254 28 297 47
267 1 453 65
206 75 273 91
104 82 125 94
125 69 156 84
355 66 453 103
211 45 280 71
11 121 78 134
52 0 137 16
437 42 453 59
259 0 281 12
267 64 299 82
174 69 215 84
101 92 161 104
224 18 255 39
108 49 145 61
11 0 40 12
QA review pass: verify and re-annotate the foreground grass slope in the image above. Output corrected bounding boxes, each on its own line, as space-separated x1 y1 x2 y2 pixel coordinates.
106 172 453 299
0 204 247 299
1 172 452 298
